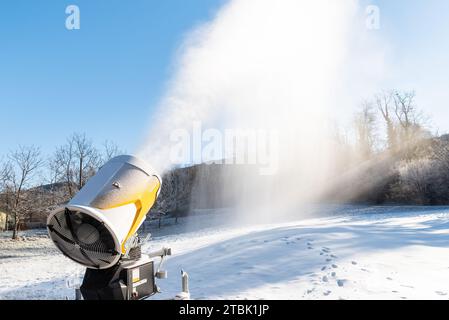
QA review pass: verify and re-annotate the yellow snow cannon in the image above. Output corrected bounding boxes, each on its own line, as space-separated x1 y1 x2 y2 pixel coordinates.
47 155 162 270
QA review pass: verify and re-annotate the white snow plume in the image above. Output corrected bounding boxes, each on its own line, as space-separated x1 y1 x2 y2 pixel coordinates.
139 0 387 221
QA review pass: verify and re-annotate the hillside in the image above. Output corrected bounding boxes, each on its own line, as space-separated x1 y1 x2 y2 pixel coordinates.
2 205 449 300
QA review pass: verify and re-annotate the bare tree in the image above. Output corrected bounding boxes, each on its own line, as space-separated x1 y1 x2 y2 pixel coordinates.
0 160 12 187
103 140 123 162
45 154 71 208
375 90 397 151
354 101 377 159
393 91 416 127
392 90 428 143
7 146 43 239
72 133 101 189
50 138 76 197
374 90 429 155
47 155 61 187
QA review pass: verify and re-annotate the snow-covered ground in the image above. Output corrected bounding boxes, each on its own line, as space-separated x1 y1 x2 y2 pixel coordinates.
2 205 449 300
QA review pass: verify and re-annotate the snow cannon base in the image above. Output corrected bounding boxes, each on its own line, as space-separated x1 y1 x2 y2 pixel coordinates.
80 256 157 300
77 246 176 300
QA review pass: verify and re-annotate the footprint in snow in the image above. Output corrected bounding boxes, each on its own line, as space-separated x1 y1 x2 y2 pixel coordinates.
351 261 358 265
337 280 346 287
323 291 332 296
331 272 336 277
331 264 338 269
321 266 327 271
330 255 337 258
322 276 329 282
386 277 393 281
436 291 448 296
401 285 414 289
326 259 332 262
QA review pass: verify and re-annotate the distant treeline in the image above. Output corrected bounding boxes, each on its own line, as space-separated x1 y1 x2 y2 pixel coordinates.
153 90 449 217
323 90 449 205
0 133 124 238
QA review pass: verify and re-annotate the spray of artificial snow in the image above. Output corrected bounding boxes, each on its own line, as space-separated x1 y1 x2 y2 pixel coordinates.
139 0 386 222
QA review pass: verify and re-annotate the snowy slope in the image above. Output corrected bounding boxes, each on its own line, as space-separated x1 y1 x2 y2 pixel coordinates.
2 206 449 300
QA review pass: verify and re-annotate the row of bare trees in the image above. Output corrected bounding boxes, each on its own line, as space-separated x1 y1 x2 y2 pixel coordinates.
48 134 121 197
332 90 449 205
352 90 429 159
0 133 123 239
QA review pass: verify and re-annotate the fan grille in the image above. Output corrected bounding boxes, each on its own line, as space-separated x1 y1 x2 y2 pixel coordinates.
48 208 120 269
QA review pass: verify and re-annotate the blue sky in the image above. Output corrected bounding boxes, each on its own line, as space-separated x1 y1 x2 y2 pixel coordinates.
373 0 449 132
0 0 225 157
0 0 449 157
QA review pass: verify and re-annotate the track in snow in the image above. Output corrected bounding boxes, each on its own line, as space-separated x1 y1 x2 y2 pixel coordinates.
2 205 449 300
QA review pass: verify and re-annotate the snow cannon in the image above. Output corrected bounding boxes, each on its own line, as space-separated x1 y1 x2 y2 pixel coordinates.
46 155 175 300
47 155 161 269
